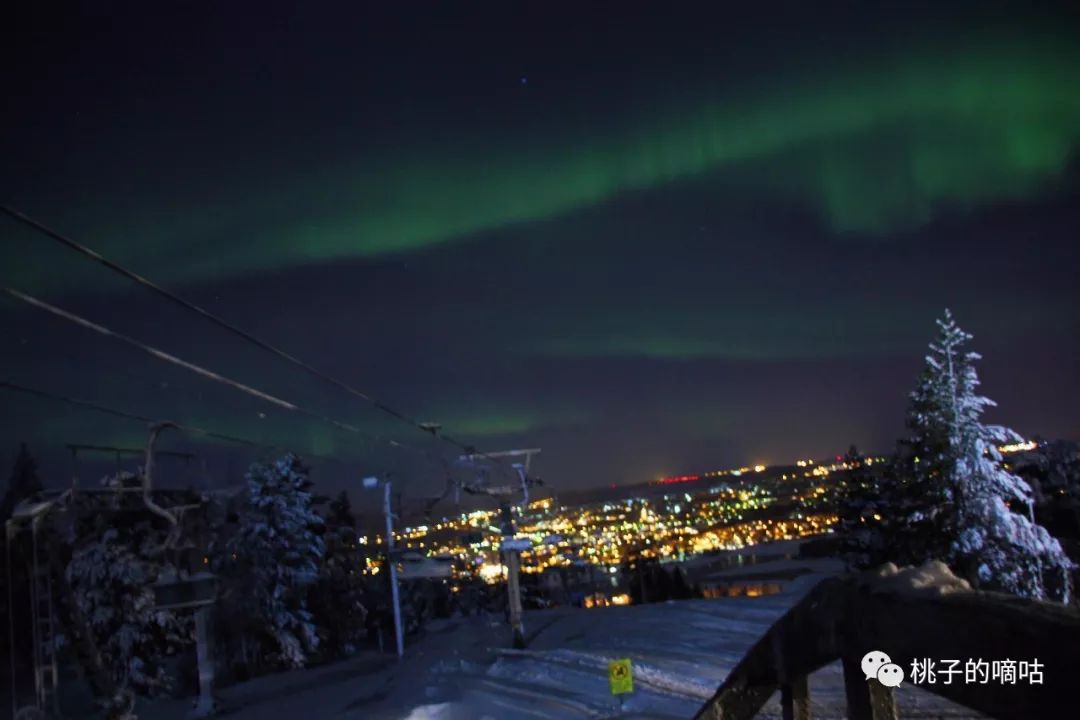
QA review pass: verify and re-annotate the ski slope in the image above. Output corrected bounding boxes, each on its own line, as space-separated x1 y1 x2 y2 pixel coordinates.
139 572 983 720
362 573 982 720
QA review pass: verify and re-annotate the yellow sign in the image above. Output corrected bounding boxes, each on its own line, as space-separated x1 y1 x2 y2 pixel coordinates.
608 658 633 695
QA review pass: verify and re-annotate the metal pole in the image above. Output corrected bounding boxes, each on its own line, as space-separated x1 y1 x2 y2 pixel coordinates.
29 518 42 709
7 520 18 719
191 606 215 717
506 549 525 648
70 445 79 491
384 482 404 659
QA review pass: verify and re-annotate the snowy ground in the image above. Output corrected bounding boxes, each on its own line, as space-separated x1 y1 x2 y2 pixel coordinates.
137 572 982 720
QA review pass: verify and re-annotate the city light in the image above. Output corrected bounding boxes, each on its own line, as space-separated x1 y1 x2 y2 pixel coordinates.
479 563 506 583
1000 440 1038 454
381 449 889 594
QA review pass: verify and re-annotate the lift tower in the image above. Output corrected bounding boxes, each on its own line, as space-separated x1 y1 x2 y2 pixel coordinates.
457 448 541 648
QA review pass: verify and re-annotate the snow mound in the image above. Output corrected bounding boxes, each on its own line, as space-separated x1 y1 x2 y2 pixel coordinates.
400 703 454 719
865 560 972 596
632 662 715 700
491 647 715 700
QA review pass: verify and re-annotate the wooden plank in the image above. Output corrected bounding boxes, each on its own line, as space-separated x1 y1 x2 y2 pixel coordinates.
695 578 846 720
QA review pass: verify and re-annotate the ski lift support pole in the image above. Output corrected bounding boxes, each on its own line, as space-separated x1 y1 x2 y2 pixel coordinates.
6 518 16 720
458 448 540 649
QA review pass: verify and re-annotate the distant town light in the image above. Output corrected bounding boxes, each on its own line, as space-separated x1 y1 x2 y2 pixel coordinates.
479 563 506 583
1000 440 1037 454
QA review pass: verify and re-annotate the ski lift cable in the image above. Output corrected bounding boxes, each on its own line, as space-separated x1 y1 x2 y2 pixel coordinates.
4 286 375 437
0 379 278 452
8 328 426 473
2 205 520 474
11 336 173 391
3 288 443 485
0 379 374 474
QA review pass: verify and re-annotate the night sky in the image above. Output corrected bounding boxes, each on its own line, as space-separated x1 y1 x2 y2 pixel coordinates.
2 2 1078 504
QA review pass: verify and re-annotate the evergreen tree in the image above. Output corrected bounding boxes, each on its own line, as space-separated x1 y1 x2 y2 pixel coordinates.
670 566 693 600
213 454 324 669
621 542 652 604
1013 440 1080 541
646 563 672 602
1017 441 1080 506
1 442 44 520
835 445 887 569
65 472 192 710
891 311 1072 601
2 443 45 672
890 356 960 566
309 489 367 657
328 490 356 530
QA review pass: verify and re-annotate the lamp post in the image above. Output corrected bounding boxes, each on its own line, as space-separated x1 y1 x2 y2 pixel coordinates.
363 475 404 660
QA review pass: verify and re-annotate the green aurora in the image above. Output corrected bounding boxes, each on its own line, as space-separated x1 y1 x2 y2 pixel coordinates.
4 6 1080 489
7 32 1080 290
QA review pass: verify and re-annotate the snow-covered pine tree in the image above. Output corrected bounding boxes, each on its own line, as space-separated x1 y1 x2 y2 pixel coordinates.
899 310 1072 601
214 454 324 669
65 472 192 708
890 357 959 566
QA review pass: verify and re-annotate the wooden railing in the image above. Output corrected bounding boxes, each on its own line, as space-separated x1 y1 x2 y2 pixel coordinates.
693 574 1080 720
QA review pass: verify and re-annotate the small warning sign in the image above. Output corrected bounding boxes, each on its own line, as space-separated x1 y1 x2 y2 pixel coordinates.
608 658 633 695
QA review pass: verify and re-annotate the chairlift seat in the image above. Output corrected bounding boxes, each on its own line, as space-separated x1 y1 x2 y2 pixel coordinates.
151 572 218 611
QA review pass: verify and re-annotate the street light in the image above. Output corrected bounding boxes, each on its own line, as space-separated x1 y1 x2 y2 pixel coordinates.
362 475 404 660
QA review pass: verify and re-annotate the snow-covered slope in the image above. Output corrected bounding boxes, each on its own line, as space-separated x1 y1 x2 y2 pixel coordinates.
137 572 983 720
378 576 982 720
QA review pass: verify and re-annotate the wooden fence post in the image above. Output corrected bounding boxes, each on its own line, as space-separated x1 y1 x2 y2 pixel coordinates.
780 674 811 720
842 655 897 720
